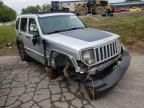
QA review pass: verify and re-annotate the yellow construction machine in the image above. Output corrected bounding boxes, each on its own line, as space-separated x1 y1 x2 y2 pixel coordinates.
75 0 96 15
75 3 88 15
75 0 108 15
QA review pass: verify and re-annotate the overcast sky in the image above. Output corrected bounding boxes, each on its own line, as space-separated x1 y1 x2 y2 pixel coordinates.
1 0 131 14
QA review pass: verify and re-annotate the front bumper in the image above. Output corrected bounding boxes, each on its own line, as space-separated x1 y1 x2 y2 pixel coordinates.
84 49 131 98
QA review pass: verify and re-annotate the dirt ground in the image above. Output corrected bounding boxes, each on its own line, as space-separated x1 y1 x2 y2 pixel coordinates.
0 47 18 56
126 41 144 55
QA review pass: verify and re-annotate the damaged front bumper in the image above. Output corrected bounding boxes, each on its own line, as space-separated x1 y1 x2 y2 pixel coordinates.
84 48 131 99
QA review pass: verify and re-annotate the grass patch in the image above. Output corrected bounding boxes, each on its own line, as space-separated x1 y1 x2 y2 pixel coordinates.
82 13 144 44
0 25 15 48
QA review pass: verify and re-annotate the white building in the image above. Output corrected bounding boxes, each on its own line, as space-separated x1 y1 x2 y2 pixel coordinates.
51 0 86 12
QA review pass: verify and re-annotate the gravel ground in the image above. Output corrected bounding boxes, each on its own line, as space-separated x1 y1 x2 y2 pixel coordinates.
0 54 144 108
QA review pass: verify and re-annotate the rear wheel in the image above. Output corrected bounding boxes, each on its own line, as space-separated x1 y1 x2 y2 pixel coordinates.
17 43 30 61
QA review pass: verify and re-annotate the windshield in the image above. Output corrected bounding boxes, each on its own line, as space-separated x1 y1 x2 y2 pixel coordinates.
39 15 85 34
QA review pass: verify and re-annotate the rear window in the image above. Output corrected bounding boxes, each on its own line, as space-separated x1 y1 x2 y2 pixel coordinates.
16 18 20 30
20 18 27 32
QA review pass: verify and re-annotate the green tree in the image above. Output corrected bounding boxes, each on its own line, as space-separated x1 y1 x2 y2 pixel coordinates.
21 4 51 14
0 2 16 23
0 0 3 6
41 4 51 12
21 5 40 14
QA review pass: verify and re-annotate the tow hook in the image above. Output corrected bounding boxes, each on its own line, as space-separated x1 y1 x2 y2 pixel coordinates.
80 75 97 100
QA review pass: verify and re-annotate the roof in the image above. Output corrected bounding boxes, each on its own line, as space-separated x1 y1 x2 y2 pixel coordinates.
38 13 74 17
17 13 74 18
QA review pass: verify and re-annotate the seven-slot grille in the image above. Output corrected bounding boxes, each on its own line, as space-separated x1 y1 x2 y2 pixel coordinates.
95 40 121 64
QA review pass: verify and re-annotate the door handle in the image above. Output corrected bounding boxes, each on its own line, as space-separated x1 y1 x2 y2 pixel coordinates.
26 36 31 39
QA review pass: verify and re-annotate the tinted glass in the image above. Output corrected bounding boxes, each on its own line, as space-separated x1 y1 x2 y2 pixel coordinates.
28 18 38 35
20 18 27 32
39 15 85 34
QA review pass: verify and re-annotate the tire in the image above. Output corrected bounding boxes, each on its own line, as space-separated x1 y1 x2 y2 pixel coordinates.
17 43 30 61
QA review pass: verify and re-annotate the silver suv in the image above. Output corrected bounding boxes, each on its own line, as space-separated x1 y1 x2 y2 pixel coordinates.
16 13 130 99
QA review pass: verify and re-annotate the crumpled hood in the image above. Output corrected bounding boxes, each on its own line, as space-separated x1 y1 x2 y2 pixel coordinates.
42 28 119 51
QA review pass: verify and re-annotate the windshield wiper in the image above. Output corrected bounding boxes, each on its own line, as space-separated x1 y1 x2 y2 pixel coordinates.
66 27 85 31
47 27 85 34
47 30 67 34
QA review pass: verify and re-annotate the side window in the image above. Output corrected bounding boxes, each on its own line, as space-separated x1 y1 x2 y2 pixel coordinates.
20 18 27 32
28 18 38 35
16 18 20 30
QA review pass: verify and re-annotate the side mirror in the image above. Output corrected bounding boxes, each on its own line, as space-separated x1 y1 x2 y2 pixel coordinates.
32 34 39 46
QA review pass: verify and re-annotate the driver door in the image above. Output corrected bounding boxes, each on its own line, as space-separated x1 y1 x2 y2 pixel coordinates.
25 17 44 64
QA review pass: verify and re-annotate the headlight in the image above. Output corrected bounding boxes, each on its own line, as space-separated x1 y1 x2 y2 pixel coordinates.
82 49 95 65
117 38 121 53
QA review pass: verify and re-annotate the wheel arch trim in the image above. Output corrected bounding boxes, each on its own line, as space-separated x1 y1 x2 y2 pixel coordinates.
49 49 80 72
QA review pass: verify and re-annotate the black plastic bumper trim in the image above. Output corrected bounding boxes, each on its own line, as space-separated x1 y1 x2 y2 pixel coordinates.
84 49 131 92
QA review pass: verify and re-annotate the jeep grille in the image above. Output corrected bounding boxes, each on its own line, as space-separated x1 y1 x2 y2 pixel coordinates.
95 40 121 64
